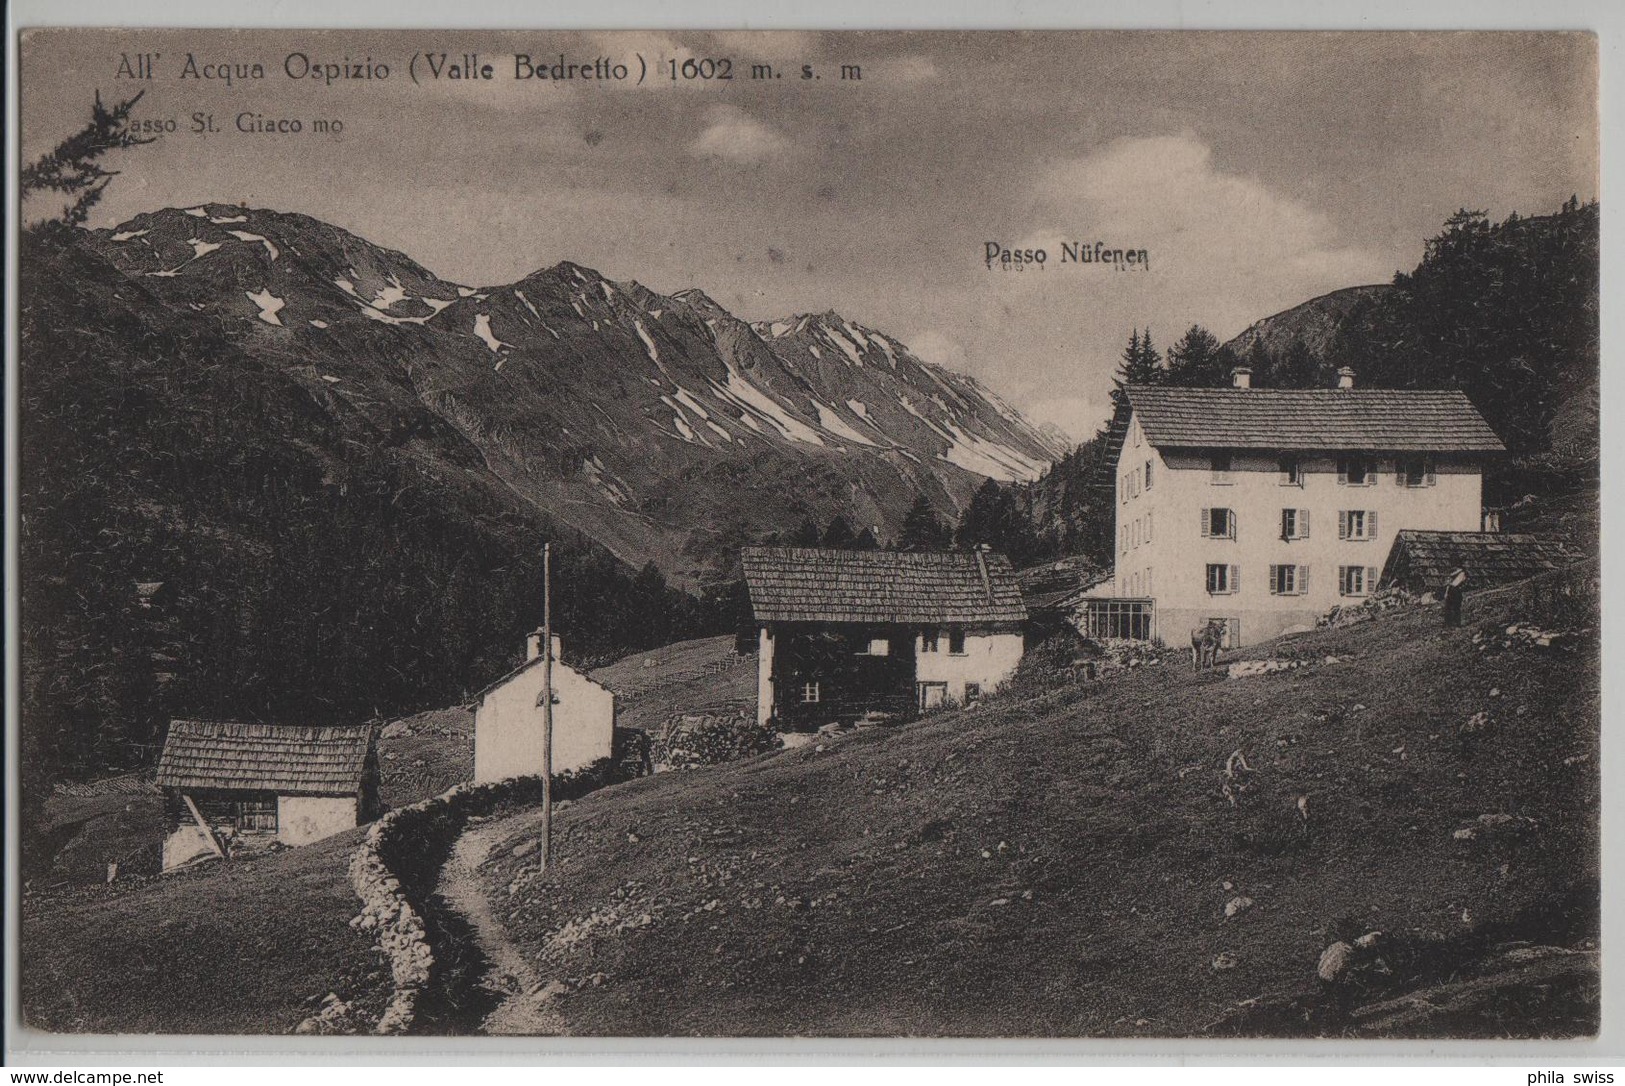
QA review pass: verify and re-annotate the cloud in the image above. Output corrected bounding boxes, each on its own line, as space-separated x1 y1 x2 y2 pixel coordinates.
690 105 791 165
900 328 966 370
1032 133 1390 333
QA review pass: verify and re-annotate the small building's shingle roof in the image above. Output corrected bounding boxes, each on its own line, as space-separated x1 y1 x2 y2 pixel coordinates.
741 547 1028 625
156 720 374 795
1381 531 1585 592
1124 386 1505 452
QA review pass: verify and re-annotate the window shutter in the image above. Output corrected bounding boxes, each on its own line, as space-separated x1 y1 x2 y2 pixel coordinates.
1425 464 1437 487
1268 564 1279 594
1300 509 1310 538
1230 564 1240 593
1300 565 1310 594
1229 511 1237 540
1368 566 1379 592
1396 464 1406 486
1281 509 1291 540
1338 510 1349 539
1368 510 1379 538
1337 461 1348 485
1200 508 1210 537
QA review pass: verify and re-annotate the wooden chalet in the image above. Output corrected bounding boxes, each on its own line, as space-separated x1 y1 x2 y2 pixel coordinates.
741 546 1028 729
1380 530 1585 595
155 720 379 870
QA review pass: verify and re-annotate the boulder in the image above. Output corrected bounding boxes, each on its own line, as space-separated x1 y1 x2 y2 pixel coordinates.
1317 941 1355 983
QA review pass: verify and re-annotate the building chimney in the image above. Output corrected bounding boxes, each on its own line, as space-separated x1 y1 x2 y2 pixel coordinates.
973 543 993 601
1230 367 1252 389
1336 366 1356 389
526 631 564 662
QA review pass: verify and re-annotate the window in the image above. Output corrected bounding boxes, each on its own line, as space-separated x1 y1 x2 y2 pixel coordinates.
801 681 821 704
1146 510 1153 544
1144 459 1154 490
1340 565 1379 597
1338 456 1374 486
1339 510 1379 540
236 796 278 833
1269 564 1309 596
859 638 890 656
1206 563 1239 595
1280 508 1310 540
921 628 939 653
1211 452 1233 484
947 627 967 655
1397 457 1436 487
1201 507 1236 539
964 682 982 704
1279 456 1303 486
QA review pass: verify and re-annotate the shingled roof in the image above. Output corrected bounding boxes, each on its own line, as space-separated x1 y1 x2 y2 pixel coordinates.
741 547 1028 625
156 720 374 795
1381 531 1585 593
1124 386 1505 452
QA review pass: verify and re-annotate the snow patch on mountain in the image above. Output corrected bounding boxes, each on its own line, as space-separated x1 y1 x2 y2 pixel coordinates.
670 387 713 420
935 420 1048 483
709 374 826 447
210 214 248 225
373 276 409 311
813 401 879 446
110 229 148 242
473 313 508 354
189 239 221 259
245 288 285 326
633 321 663 368
227 230 280 260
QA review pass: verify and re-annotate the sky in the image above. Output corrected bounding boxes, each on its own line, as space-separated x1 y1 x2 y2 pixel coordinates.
20 29 1599 439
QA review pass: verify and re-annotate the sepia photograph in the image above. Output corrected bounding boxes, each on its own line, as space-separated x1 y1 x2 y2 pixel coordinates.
8 23 1603 1047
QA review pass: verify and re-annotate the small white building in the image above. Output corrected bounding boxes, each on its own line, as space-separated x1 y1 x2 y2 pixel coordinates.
155 720 379 870
472 632 615 782
740 546 1028 727
1107 368 1505 647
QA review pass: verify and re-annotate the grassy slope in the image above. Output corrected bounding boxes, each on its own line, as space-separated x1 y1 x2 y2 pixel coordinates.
20 829 384 1035
378 707 475 810
590 635 754 734
477 593 1599 1037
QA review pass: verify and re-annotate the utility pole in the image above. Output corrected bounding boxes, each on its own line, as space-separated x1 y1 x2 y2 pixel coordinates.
540 541 554 870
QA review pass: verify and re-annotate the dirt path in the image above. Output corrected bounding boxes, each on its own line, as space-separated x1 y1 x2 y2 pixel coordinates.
435 812 566 1035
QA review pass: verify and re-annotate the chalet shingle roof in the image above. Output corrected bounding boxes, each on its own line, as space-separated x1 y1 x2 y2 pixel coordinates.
156 720 374 795
1124 386 1505 453
741 547 1027 625
1381 531 1585 592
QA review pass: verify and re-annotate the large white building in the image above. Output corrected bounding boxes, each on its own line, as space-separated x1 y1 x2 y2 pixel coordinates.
1109 368 1505 647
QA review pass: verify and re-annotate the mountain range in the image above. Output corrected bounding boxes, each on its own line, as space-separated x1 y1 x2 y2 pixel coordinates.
79 205 1067 584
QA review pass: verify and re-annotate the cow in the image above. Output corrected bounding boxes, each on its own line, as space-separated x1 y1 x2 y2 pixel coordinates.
1190 620 1227 672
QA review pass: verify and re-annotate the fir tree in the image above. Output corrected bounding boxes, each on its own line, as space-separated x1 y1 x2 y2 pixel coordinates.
898 495 952 551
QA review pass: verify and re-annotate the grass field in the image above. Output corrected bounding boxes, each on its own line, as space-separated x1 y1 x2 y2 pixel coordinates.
474 590 1600 1037
590 635 754 734
20 828 385 1035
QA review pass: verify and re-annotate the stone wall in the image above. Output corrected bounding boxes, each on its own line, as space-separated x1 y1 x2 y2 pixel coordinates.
330 760 617 1035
